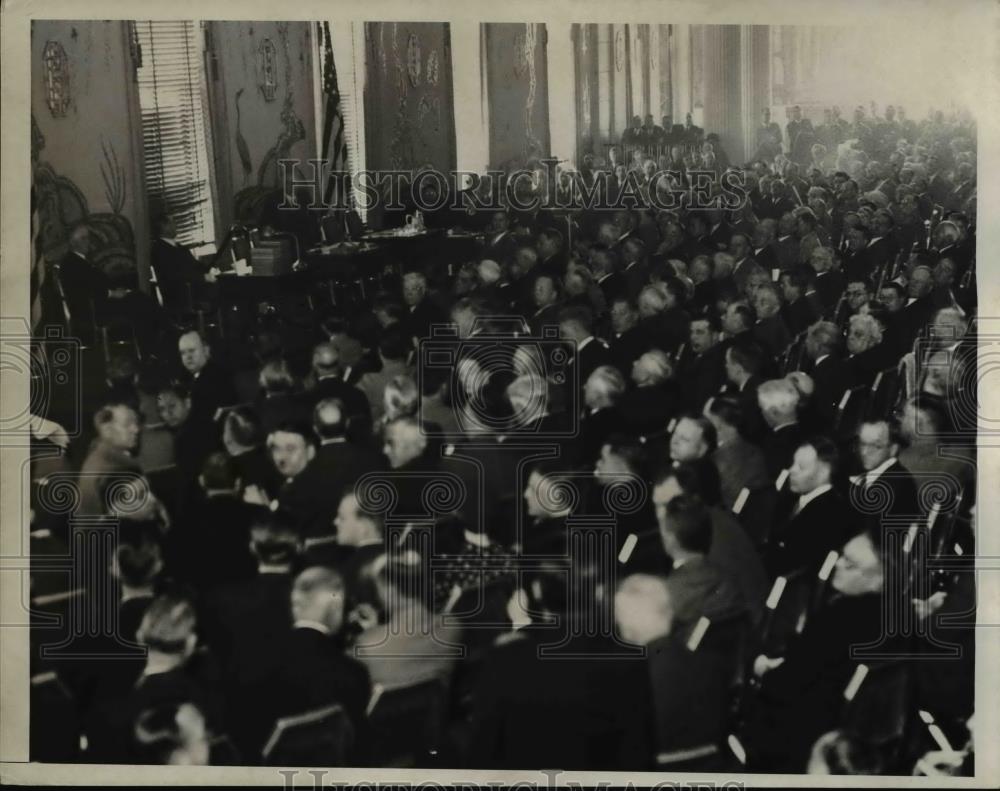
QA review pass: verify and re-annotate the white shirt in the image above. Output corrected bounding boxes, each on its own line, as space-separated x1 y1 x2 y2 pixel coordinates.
815 354 830 366
160 237 179 247
796 483 832 513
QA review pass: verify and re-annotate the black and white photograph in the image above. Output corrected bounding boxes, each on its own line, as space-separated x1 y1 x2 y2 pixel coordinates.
2 1 998 785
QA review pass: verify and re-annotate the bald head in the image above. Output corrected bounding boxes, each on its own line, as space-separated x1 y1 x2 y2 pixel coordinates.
312 342 340 378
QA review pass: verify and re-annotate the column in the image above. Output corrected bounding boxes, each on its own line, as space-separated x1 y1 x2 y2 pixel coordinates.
649 24 661 125
451 20 489 178
741 25 771 163
547 22 577 165
596 24 612 157
672 23 691 119
701 25 744 163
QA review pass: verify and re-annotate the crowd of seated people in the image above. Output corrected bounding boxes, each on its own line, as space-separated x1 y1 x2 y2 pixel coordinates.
28 105 976 775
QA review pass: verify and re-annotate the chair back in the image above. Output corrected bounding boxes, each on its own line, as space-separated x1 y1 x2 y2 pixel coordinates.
366 679 447 767
262 703 355 766
30 670 81 762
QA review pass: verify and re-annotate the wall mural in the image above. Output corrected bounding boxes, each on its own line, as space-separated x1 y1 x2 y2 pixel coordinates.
234 88 253 184
365 22 456 178
486 23 550 170
42 40 71 118
32 113 137 277
233 22 307 224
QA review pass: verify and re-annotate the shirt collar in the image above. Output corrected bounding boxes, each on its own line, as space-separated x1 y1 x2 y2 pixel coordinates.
853 457 897 486
797 483 832 511
815 353 830 365
160 237 179 247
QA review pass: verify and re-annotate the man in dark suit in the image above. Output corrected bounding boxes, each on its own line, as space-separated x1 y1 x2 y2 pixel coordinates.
809 247 845 316
591 245 625 305
722 341 768 443
166 452 258 591
620 237 650 302
178 329 238 424
150 215 213 309
775 211 800 271
57 224 109 339
576 367 627 471
401 270 448 344
764 437 852 579
678 315 727 412
704 396 769 511
481 210 518 264
608 296 649 375
748 529 887 772
899 264 938 352
801 321 850 426
779 267 819 337
263 566 372 763
751 219 780 273
849 419 920 529
705 208 733 252
243 421 330 539
202 510 298 756
307 398 385 524
536 226 568 281
841 226 874 284
155 383 222 503
529 274 563 336
653 491 747 644
559 305 611 400
308 341 371 434
751 286 792 358
467 568 653 770
756 379 805 480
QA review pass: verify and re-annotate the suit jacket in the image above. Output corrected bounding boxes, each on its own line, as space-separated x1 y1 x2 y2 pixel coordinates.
732 257 766 295
764 488 851 579
622 261 650 302
848 459 920 531
529 303 562 337
753 315 792 358
403 296 448 343
619 382 681 439
57 252 109 332
265 626 371 756
481 230 518 265
708 507 769 627
677 344 727 412
781 296 818 338
813 270 845 315
663 556 746 643
805 354 851 425
761 422 805 480
574 408 620 473
187 361 239 424
712 436 770 510
254 392 312 436
753 245 780 272
150 238 205 307
467 629 654 770
707 221 734 252
842 248 873 284
775 236 799 271
748 593 885 772
569 337 612 394
610 325 650 373
596 271 626 305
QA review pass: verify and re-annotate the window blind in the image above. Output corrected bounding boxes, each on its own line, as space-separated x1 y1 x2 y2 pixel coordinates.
135 20 217 248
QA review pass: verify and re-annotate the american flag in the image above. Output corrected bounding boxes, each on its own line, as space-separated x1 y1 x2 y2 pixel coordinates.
319 22 350 208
